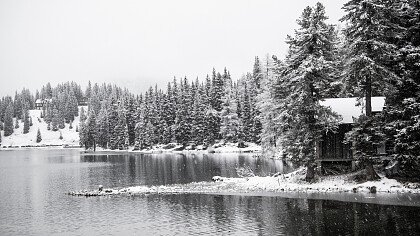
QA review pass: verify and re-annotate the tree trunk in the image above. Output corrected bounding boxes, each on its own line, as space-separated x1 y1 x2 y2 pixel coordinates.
365 76 372 117
93 141 96 152
365 161 380 181
306 162 316 182
364 76 380 180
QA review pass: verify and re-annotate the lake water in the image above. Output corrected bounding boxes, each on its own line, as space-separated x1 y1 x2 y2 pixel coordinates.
1 149 420 235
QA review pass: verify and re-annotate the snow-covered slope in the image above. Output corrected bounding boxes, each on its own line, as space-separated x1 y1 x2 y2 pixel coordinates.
1 107 85 148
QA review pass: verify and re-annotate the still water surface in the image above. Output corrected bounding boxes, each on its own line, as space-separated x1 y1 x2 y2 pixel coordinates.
0 149 419 235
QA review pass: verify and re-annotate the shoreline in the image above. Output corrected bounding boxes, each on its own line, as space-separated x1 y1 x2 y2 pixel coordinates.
1 142 263 155
68 167 420 204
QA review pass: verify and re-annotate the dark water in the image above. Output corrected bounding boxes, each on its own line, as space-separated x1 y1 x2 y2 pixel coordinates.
0 149 419 235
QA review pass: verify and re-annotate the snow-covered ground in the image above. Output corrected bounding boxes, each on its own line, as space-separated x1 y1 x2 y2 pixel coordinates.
1 107 85 148
130 142 262 154
69 167 420 197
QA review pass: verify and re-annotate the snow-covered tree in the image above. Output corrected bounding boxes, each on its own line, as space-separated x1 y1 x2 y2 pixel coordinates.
36 128 42 143
23 108 30 134
14 118 19 129
275 3 341 181
96 105 110 148
83 110 97 151
341 0 401 179
51 108 60 131
220 85 240 142
382 0 420 178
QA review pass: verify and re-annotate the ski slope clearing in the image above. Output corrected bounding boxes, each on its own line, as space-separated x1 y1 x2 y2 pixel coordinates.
1 108 84 148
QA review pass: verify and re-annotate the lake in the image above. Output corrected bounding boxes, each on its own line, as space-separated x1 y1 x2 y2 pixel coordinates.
0 149 419 235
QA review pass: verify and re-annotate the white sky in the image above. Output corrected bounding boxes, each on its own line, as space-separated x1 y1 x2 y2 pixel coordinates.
0 0 345 96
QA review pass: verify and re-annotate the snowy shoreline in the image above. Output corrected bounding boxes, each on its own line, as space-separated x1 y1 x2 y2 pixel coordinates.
68 167 420 203
1 142 262 154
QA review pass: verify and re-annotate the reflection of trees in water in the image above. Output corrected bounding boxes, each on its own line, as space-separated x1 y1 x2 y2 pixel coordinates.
141 194 420 235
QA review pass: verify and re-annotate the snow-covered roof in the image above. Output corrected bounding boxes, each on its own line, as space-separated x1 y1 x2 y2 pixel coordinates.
35 99 42 104
320 97 385 123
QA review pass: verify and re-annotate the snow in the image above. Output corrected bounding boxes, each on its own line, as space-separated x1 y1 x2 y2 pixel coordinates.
0 107 86 148
320 97 385 123
68 167 420 197
129 142 261 154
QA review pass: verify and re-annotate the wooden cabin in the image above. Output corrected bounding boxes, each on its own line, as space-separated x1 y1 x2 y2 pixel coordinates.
316 97 386 170
35 98 52 110
35 99 43 110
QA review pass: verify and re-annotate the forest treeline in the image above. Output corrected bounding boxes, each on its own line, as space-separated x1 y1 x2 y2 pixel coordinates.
0 1 419 180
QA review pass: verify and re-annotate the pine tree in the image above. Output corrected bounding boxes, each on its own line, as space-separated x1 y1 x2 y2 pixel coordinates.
4 103 13 137
84 110 97 151
258 56 282 155
220 85 240 142
341 0 400 179
382 0 420 178
23 108 30 134
14 118 19 129
80 107 87 122
36 128 42 143
96 106 109 148
51 108 59 131
275 3 340 181
240 83 253 142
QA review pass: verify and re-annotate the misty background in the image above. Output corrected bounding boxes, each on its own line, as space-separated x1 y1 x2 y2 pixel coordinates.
0 0 344 96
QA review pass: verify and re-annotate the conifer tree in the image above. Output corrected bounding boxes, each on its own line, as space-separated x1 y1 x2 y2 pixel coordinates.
36 128 42 143
51 108 59 131
84 110 97 151
80 107 87 122
14 118 19 129
342 0 400 180
382 0 420 178
23 108 30 134
275 3 340 181
96 106 109 148
220 85 240 142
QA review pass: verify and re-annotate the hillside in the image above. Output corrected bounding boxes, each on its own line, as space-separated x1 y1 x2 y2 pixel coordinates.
1 107 85 148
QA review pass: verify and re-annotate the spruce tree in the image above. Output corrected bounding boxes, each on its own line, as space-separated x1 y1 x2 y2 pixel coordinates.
382 0 420 178
80 107 87 122
342 0 400 179
3 104 14 136
36 128 42 143
96 106 109 148
15 118 19 129
220 85 240 142
275 3 340 181
84 110 97 151
51 108 59 131
23 108 30 134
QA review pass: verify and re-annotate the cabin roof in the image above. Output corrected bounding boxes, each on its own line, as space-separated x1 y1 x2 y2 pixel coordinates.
35 99 42 104
320 97 385 124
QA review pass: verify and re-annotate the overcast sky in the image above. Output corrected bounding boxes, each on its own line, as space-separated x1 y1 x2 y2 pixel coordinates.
0 0 345 96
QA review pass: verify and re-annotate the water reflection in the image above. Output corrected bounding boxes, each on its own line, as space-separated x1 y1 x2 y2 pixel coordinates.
80 152 291 187
1 149 420 236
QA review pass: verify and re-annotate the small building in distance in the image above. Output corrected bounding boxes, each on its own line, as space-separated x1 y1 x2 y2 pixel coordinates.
35 99 43 110
78 97 88 106
35 98 52 110
316 97 386 171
